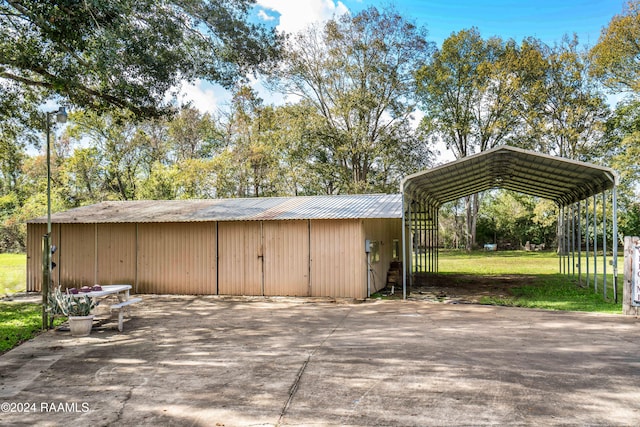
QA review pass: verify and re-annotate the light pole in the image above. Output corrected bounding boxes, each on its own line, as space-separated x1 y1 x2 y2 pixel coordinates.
42 106 67 330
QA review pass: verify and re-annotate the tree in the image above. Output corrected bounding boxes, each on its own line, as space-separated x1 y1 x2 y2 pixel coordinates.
602 99 640 236
65 110 150 200
0 0 281 118
478 191 556 248
270 6 433 193
415 29 526 249
589 1 640 94
416 30 609 249
535 36 610 160
218 85 293 197
0 80 44 198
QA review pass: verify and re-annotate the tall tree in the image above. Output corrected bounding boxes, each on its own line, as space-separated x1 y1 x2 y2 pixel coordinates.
602 100 640 204
64 110 150 200
415 29 526 249
270 6 433 193
219 85 291 197
0 0 281 118
589 1 640 94
535 36 609 160
415 29 516 159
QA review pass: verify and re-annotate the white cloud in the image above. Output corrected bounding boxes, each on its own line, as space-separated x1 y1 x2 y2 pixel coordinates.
257 9 276 22
256 0 349 34
175 80 230 114
174 2 352 114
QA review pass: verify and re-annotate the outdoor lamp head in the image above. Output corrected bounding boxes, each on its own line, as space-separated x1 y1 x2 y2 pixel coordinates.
55 107 67 124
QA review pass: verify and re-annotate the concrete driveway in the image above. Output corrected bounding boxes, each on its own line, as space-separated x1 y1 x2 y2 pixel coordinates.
0 296 639 426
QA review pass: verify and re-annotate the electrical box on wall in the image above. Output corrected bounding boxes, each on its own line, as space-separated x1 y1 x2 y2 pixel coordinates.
365 239 371 253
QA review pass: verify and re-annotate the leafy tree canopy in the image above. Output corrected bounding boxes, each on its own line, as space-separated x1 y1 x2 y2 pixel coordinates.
270 6 434 193
589 0 640 94
0 0 281 119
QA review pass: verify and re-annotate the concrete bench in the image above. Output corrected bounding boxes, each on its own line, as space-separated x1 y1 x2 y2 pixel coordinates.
110 297 142 332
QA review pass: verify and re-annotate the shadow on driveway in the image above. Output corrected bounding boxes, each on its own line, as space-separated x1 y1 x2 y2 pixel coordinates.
1 296 639 426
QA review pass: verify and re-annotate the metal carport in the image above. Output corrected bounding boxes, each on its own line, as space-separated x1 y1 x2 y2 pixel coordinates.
400 145 619 300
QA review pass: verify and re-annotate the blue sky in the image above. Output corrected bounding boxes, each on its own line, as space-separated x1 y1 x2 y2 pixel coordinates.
255 0 625 46
180 1 626 115
346 0 624 46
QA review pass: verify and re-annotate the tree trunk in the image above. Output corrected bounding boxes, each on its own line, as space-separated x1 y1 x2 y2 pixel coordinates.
464 193 480 251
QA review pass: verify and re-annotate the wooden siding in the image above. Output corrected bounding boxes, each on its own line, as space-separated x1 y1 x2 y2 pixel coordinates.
263 221 310 296
96 224 137 286
217 222 263 295
310 220 365 299
137 222 216 294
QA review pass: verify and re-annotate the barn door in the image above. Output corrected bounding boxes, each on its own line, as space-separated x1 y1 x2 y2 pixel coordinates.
217 222 263 295
263 221 310 296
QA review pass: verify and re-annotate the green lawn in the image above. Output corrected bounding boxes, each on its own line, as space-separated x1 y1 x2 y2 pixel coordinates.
431 250 624 314
0 253 50 354
0 253 27 295
436 249 559 274
0 303 45 353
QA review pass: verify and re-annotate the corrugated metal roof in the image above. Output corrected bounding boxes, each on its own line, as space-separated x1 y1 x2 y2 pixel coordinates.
401 145 618 207
28 194 402 224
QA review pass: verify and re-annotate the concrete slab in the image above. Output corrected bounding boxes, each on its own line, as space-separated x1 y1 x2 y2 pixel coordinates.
0 296 638 426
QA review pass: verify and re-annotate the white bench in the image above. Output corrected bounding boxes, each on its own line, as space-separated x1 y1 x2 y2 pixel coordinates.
110 297 142 332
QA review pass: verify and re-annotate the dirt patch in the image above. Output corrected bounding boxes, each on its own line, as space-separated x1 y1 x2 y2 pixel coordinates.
379 273 537 303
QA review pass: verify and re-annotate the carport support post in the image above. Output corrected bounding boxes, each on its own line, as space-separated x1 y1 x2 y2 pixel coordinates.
603 191 607 299
412 201 417 281
563 207 568 274
564 206 571 276
571 204 576 277
401 195 410 300
593 194 598 294
402 201 406 300
578 201 582 283
558 205 563 274
613 186 618 303
585 199 590 289
436 208 440 272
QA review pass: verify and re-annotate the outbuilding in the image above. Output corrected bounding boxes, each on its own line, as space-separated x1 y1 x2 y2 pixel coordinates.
27 194 401 299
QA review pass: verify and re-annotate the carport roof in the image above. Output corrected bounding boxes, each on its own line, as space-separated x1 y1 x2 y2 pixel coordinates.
401 146 618 206
28 194 402 224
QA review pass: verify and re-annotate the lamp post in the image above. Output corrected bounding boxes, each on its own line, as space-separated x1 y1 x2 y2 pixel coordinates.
42 107 67 330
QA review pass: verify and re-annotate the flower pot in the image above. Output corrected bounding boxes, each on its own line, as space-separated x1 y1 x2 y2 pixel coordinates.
69 315 95 337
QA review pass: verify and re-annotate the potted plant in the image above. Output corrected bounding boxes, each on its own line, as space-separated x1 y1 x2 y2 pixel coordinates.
47 286 96 337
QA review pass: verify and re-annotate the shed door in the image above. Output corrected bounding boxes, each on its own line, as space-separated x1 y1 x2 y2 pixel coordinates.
218 222 263 295
263 221 309 296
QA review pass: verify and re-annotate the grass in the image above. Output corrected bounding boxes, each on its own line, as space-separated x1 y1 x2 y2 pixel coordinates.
0 253 27 295
0 253 64 354
433 250 624 314
0 303 47 353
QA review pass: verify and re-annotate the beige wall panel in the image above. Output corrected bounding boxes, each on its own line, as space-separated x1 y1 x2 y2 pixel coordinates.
263 221 310 296
137 222 216 295
218 222 263 295
26 223 46 291
363 218 402 294
96 224 136 286
310 220 365 299
56 224 96 289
